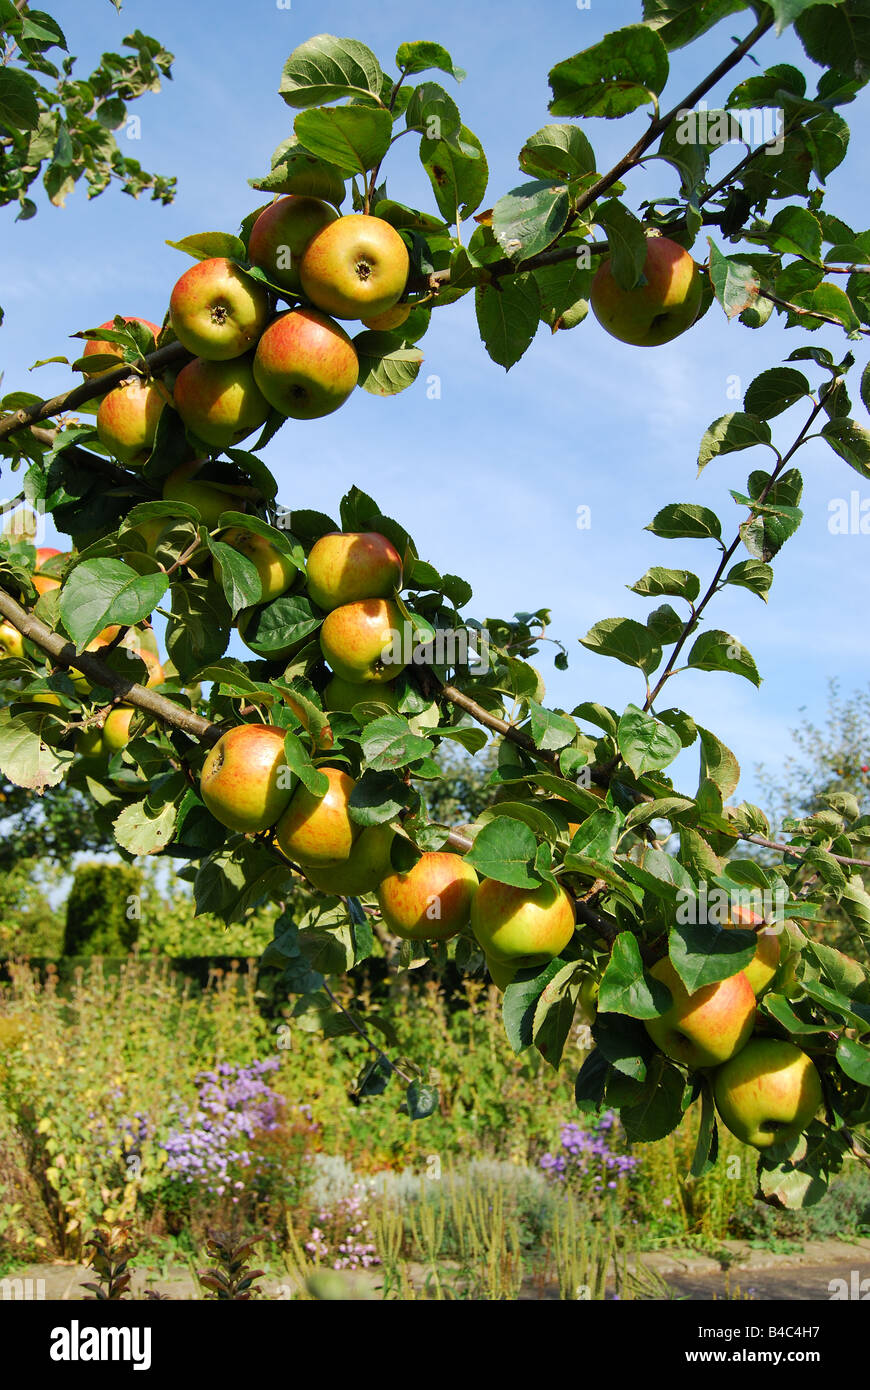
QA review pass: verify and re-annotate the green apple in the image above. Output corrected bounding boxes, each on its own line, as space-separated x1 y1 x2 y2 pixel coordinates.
200 723 294 833
713 1038 823 1149
377 852 479 942
486 954 518 991
643 957 756 1070
169 257 271 360
96 377 166 466
0 620 25 660
319 599 405 684
81 317 160 376
76 725 108 760
323 674 400 714
590 235 703 347
299 214 409 321
725 907 781 996
274 766 359 866
173 354 270 449
471 879 575 966
303 824 395 897
162 461 247 529
306 531 403 612
216 526 297 603
102 705 136 753
252 308 359 419
247 195 339 293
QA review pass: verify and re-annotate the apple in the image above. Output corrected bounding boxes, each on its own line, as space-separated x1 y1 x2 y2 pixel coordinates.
215 526 297 603
486 954 518 991
70 627 164 695
320 599 405 684
274 766 359 866
300 214 410 321
162 461 247 529
306 531 403 612
303 824 395 897
81 317 160 376
471 879 575 966
725 907 781 996
590 235 703 347
713 1038 824 1149
169 257 271 361
199 723 294 833
0 620 25 659
102 705 136 753
173 354 270 449
323 674 400 714
377 852 479 942
643 957 756 1070
32 547 65 596
76 725 108 760
96 377 166 466
361 304 411 332
252 308 358 419
247 195 339 293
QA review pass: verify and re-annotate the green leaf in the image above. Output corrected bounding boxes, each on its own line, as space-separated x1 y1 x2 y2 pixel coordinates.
420 123 488 225
237 594 320 660
594 200 649 290
669 923 757 992
404 82 462 143
821 418 870 479
624 797 695 830
165 231 246 262
769 0 845 36
630 567 700 602
353 331 423 395
686 630 761 687
0 67 39 132
642 0 749 50
282 731 327 798
405 1081 439 1120
836 1037 870 1085
475 273 540 370
758 1157 828 1210
59 560 169 649
744 368 812 420
574 1048 611 1112
195 841 292 925
698 726 740 799
347 769 415 827
518 124 596 181
617 704 682 776
166 578 232 680
503 961 564 1054
549 25 669 119
767 206 823 262
599 933 671 1019
646 503 722 541
790 282 861 334
464 817 540 889
724 558 773 601
359 715 432 772
113 798 177 856
533 961 584 1068
527 701 577 752
294 106 393 175
690 1083 719 1178
208 539 263 619
250 147 346 207
492 181 571 263
580 617 662 676
698 413 772 472
0 710 74 792
279 35 384 108
396 41 465 82
620 1059 685 1142
707 241 763 319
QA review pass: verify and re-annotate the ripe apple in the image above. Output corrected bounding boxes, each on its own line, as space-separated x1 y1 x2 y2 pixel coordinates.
725 907 781 996
76 725 108 760
300 214 410 321
32 547 65 596
306 531 403 612
215 526 297 603
102 705 136 753
173 354 270 449
0 620 25 659
361 304 411 331
323 674 400 714
247 195 339 293
252 308 359 419
200 723 294 833
643 957 756 1070
81 317 160 376
377 852 479 942
320 599 405 684
713 1038 824 1149
302 823 395 897
169 257 271 360
471 879 575 966
590 235 703 347
274 766 359 866
96 377 166 466
162 461 247 528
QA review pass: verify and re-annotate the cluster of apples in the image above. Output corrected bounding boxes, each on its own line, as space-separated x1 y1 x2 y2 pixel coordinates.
642 921 824 1152
89 199 412 471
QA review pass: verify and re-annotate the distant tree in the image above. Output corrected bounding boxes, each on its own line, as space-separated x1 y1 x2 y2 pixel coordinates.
62 860 141 955
756 680 870 831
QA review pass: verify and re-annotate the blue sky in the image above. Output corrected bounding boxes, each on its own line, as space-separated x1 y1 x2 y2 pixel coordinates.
4 0 870 812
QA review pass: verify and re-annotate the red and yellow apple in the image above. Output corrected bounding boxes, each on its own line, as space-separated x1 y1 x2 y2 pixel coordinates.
247 195 339 293
377 852 479 942
96 377 166 466
173 354 270 449
471 879 575 967
32 547 65 596
725 906 781 996
302 823 395 897
169 257 270 360
215 526 297 603
643 957 755 1070
361 304 411 332
590 235 703 347
713 1038 823 1149
320 599 405 684
0 620 25 659
300 214 409 321
252 308 359 419
274 766 359 866
200 723 293 833
306 531 403 612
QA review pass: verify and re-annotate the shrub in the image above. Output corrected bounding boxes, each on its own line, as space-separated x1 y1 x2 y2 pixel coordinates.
62 862 142 956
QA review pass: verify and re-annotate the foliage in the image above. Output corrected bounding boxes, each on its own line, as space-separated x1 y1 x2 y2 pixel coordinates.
62 859 141 955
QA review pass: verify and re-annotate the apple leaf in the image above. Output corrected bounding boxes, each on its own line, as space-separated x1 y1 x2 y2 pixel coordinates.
646 502 722 541
698 726 741 800
617 705 682 776
707 240 763 319
420 123 488 225
165 231 246 262
237 594 320 660
0 710 74 792
761 993 832 1034
599 933 670 1019
207 539 262 619
630 567 700 602
166 578 232 680
249 146 347 207
518 123 596 181
396 41 465 82
475 273 540 370
404 82 463 143
348 768 416 826
502 959 565 1053
574 1048 611 1113
594 200 648 290
642 0 749 50
59 559 169 650
526 701 577 752
464 817 540 889
724 559 773 602
758 1154 828 1208
690 1083 720 1178
686 630 761 687
669 923 758 992
482 801 562 840
620 1058 685 1142
279 35 384 108
353 331 424 396
359 715 432 772
491 181 572 263
294 105 393 176
698 413 773 473
769 0 844 37
820 417 870 479
113 797 177 856
549 25 669 118
194 841 294 925
580 617 662 677
0 67 40 132
836 1036 870 1085
404 1081 440 1120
